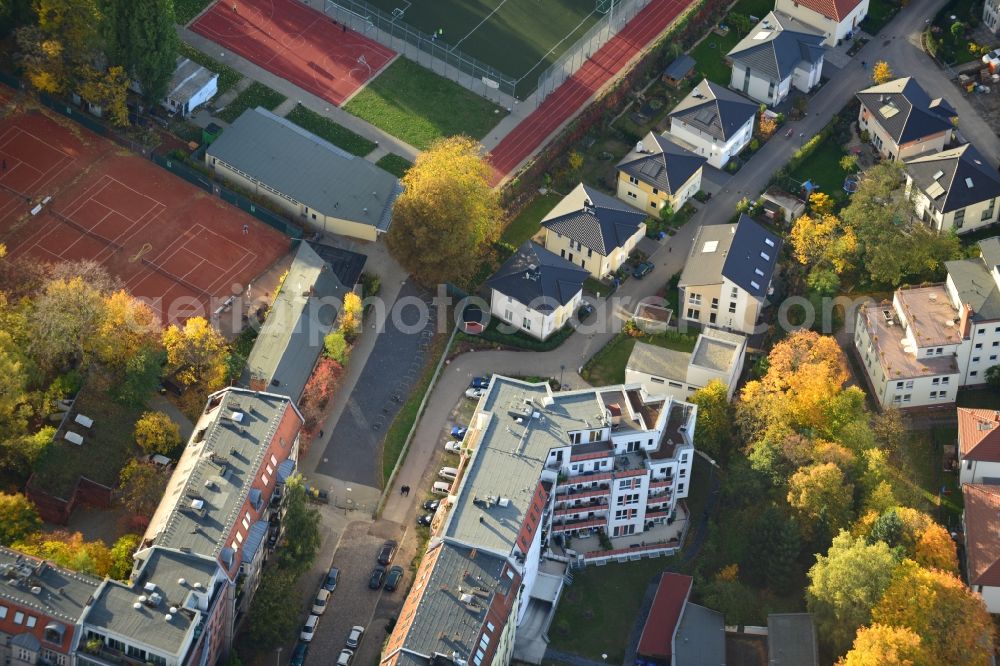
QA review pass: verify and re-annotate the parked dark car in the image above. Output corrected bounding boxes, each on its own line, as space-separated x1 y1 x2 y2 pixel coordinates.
423 499 440 511
451 425 467 439
417 514 433 527
470 376 490 389
369 566 386 590
289 642 309 666
632 261 654 279
323 567 340 592
377 540 398 566
385 566 404 592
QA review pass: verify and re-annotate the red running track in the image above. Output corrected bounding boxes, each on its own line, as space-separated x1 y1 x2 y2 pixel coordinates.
192 0 395 107
488 0 691 182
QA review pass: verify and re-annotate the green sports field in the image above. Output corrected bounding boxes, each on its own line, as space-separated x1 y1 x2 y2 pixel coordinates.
358 0 603 96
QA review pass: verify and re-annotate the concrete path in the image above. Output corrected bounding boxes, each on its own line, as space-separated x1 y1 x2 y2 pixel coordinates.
177 25 421 162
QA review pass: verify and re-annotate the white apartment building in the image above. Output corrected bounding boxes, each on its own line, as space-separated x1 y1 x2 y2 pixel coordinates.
625 329 747 400
854 238 1000 408
667 79 757 169
383 378 697 666
984 0 1000 34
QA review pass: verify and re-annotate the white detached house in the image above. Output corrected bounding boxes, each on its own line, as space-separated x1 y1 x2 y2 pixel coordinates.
667 79 758 169
774 0 869 45
727 12 826 107
905 143 1000 235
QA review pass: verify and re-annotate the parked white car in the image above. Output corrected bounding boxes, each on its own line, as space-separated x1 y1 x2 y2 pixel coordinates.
432 481 451 495
439 466 458 481
311 588 330 615
346 625 365 648
465 388 484 400
444 440 462 453
300 614 319 642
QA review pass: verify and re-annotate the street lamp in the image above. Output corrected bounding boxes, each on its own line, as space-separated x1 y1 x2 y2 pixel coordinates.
276 647 283 666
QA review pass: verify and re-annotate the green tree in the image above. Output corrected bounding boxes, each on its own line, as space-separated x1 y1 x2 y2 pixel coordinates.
0 329 31 441
323 330 349 364
133 411 181 456
839 154 859 174
118 459 170 518
101 0 177 106
658 200 675 225
277 477 321 575
29 276 106 371
702 573 760 625
13 531 112 576
787 462 854 541
386 136 502 285
108 533 140 580
16 0 102 94
688 380 732 460
987 364 1000 390
807 532 900 655
746 505 800 593
246 568 299 649
114 346 165 406
0 492 41 545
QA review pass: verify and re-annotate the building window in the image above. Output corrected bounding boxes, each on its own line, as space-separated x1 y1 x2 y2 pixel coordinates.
678 483 685 493
650 201 657 209
954 208 965 228
26 616 36 628
728 301 736 314
930 391 937 399
0 606 6 619
905 380 914 389
627 191 638 199
939 390 947 399
504 309 513 321
974 357 981 363
686 308 700 320
652 188 659 195
976 343 983 349
14 611 23 624
972 370 979 377
978 328 986 335
711 297 719 311
629 176 639 185
893 395 902 404
932 377 940 385
688 293 702 306
983 199 997 220
902 394 912 403
730 287 738 298
522 317 531 331
650 377 665 384
261 473 270 486
942 377 950 384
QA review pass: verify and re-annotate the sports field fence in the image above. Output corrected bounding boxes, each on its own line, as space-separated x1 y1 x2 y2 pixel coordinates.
323 0 651 109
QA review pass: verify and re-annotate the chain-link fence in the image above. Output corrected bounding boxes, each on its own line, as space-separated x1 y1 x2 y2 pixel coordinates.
534 0 653 101
323 0 518 100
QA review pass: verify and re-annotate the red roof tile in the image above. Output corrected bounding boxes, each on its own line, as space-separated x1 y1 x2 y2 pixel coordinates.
793 0 864 22
963 484 1000 586
637 573 693 660
958 408 1000 461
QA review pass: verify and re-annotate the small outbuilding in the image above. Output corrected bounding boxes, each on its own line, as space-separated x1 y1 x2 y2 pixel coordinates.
661 54 695 87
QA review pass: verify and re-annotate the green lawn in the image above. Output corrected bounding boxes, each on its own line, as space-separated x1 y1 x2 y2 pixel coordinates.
31 374 144 497
891 425 963 528
861 0 900 34
375 153 413 178
786 138 850 209
549 558 678 663
285 104 376 157
217 82 286 124
177 43 242 98
500 192 561 247
689 31 742 85
582 330 698 386
174 0 212 24
344 58 503 150
380 333 448 484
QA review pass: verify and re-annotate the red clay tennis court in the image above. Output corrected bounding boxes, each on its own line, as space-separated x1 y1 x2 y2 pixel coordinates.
192 0 396 107
0 104 288 324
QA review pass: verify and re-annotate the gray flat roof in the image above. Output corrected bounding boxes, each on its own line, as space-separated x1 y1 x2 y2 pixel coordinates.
242 242 347 400
767 613 818 666
168 57 217 104
84 547 222 656
0 547 100 626
395 542 512 660
692 329 745 373
207 107 401 230
627 341 691 382
144 388 301 562
673 603 726 665
444 378 674 554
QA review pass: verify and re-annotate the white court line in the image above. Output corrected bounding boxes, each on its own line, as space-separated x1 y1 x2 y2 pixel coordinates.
451 0 511 51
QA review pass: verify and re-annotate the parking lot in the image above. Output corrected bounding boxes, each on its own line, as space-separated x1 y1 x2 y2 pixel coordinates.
302 520 405 666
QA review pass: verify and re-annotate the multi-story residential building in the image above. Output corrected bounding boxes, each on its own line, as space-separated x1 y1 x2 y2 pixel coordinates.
79 388 303 666
962 483 1000 612
541 184 647 279
383 377 697 666
985 0 1000 33
487 241 588 341
667 79 758 169
774 0 869 45
958 408 1000 485
856 78 956 161
854 238 1000 408
727 12 826 106
905 143 1000 235
0 547 101 666
678 214 782 334
625 329 747 400
615 132 706 214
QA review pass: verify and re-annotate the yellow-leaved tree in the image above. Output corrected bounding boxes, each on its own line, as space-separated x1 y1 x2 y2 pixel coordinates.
838 624 926 666
872 60 894 85
162 316 229 390
386 136 502 285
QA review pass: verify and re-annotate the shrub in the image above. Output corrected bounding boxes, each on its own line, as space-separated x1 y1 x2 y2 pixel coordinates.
133 412 181 457
323 331 349 364
361 272 381 298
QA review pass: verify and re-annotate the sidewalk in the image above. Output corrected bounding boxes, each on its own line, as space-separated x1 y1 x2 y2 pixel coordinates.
176 25 421 162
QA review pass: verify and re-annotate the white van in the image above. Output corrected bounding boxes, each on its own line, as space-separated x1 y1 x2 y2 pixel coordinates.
438 467 459 480
432 481 451 495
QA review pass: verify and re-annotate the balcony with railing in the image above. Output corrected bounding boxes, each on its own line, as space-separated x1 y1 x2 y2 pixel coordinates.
556 471 614 491
554 485 610 503
648 477 674 490
554 500 609 517
551 517 605 533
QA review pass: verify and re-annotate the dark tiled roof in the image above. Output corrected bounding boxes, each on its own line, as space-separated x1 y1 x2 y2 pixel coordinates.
617 134 705 195
487 241 588 312
541 184 647 255
721 214 782 298
663 54 696 79
727 12 825 82
669 79 758 142
905 144 1000 214
963 484 1000 586
857 77 956 145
